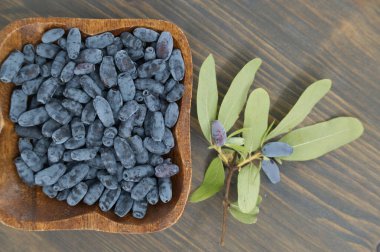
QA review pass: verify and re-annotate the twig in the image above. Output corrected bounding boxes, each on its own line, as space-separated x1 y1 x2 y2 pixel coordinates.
220 153 238 245
220 151 263 245
211 145 230 165
237 152 262 168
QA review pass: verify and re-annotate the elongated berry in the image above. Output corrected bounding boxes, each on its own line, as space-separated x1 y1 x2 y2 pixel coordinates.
99 56 117 88
67 182 88 206
34 163 67 186
64 137 85 150
138 59 166 78
71 148 98 161
106 89 123 119
62 99 83 117
0 50 24 83
12 64 40 84
18 107 49 127
14 157 34 186
85 32 114 49
118 100 139 121
45 100 72 125
86 119 104 147
93 96 115 127
146 186 159 205
52 125 71 144
77 48 103 64
143 137 170 155
114 50 135 74
67 28 81 59
114 136 135 168
156 31 173 60
63 87 91 103
36 43 60 59
83 181 104 205
53 163 89 190
18 138 33 152
150 112 165 141
21 149 43 172
144 47 156 61
47 143 65 163
9 89 28 123
168 49 185 81
166 83 184 102
164 102 179 128
123 165 154 182
211 120 227 146
43 185 58 198
42 28 65 43
56 189 70 201
117 73 135 101
37 77 59 104
22 44 35 64
51 50 67 77
135 78 164 95
262 142 293 157
15 125 42 139
99 187 121 212
262 159 281 184
60 61 76 83
22 77 44 95
131 177 156 201
100 148 118 175
132 199 148 219
74 63 95 75
158 177 172 203
81 101 97 125
71 117 85 140
133 28 159 42
114 191 133 217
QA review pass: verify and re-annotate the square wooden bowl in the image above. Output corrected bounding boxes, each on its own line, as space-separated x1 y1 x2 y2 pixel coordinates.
0 18 192 233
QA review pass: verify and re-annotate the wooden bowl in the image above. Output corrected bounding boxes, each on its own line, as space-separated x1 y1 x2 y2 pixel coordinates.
0 18 192 233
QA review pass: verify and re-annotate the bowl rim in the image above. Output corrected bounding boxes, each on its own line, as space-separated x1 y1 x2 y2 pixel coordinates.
0 17 192 234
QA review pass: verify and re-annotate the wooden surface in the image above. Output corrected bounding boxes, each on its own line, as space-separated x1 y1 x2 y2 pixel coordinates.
0 17 193 234
0 0 379 251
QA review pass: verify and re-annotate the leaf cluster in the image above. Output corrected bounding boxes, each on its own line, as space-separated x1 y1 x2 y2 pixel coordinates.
191 54 364 228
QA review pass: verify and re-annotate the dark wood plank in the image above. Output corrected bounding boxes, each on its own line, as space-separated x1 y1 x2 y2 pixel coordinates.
0 0 379 251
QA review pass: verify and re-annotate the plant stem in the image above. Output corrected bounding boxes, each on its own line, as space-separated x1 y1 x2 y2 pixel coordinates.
218 149 262 245
237 152 262 168
212 145 229 165
220 153 238 246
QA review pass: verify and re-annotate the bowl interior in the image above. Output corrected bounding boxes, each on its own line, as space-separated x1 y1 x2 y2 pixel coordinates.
0 18 192 233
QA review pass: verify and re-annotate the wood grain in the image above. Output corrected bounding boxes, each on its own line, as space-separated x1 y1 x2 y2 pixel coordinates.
0 18 192 233
0 0 379 251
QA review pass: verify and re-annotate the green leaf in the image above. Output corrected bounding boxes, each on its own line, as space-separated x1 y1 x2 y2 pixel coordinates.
197 54 218 143
230 201 260 214
229 208 258 224
256 195 263 205
218 58 262 132
243 88 270 152
225 143 248 155
237 163 261 213
226 137 244 146
229 201 260 224
260 120 275 146
227 128 249 139
280 117 363 161
190 157 225 202
266 79 332 140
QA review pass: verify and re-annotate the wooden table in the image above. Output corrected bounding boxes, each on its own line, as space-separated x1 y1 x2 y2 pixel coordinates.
0 1 379 251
